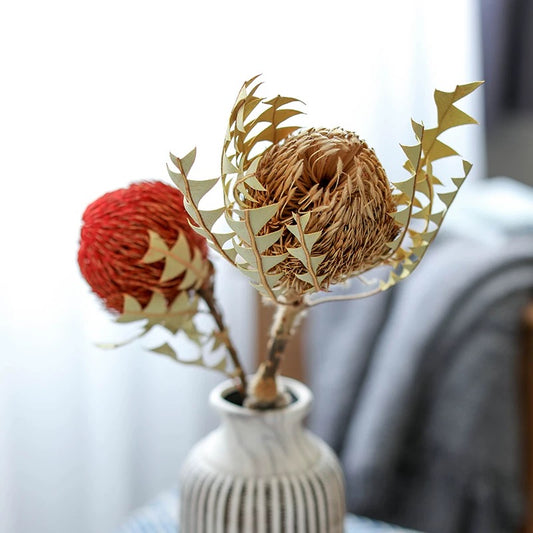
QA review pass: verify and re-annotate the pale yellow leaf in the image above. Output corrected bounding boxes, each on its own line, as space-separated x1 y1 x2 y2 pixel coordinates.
213 232 235 246
302 231 322 252
392 177 416 198
198 206 226 230
439 105 478 132
255 229 283 253
222 154 239 175
438 190 458 207
178 268 198 290
411 119 424 139
225 215 250 243
251 107 303 128
246 203 279 235
243 175 266 192
392 207 411 226
264 272 284 288
412 204 431 220
142 230 168 263
310 254 327 271
400 144 422 168
233 242 257 266
151 343 178 360
166 164 185 191
297 212 311 231
428 139 459 161
188 178 219 205
143 292 168 315
286 246 308 265
160 232 191 282
236 264 261 284
121 294 142 315
260 253 288 272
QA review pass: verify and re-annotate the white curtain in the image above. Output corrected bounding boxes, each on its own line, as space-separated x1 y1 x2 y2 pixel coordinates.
0 1 484 532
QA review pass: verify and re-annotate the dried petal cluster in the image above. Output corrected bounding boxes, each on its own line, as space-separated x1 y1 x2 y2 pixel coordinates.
242 127 399 298
78 181 208 313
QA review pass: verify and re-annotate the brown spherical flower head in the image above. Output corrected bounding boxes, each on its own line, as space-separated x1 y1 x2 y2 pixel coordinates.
242 127 400 299
78 181 209 313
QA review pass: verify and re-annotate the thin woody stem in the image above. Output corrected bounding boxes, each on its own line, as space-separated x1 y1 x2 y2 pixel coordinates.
263 301 307 378
198 284 247 394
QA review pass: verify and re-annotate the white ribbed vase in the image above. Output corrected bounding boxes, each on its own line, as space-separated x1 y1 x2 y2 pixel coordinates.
179 377 345 533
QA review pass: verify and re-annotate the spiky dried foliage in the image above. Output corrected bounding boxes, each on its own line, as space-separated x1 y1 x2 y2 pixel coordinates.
168 76 482 308
78 181 246 390
240 127 399 300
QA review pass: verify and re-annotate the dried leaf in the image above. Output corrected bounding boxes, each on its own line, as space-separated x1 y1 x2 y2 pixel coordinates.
255 229 283 253
246 203 279 235
151 343 178 360
188 178 219 205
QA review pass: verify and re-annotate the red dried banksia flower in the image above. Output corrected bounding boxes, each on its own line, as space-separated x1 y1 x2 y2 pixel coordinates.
78 181 208 313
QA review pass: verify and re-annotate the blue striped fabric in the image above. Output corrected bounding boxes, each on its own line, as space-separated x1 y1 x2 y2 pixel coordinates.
117 489 421 532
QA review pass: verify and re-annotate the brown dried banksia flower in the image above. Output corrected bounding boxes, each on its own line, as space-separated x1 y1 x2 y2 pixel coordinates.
241 127 400 301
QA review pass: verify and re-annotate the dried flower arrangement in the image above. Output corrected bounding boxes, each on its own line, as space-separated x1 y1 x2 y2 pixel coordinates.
78 76 482 408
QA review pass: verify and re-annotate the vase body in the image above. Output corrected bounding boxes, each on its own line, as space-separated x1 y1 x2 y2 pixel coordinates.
179 377 345 533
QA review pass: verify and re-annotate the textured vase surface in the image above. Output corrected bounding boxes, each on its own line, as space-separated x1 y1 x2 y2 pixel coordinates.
179 377 345 533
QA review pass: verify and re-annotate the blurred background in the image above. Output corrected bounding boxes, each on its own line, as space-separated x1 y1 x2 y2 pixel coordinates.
1 0 532 532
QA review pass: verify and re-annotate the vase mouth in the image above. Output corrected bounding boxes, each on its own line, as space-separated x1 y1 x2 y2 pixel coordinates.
209 376 312 417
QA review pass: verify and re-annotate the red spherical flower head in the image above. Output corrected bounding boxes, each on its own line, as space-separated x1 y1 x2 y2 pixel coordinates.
78 181 209 313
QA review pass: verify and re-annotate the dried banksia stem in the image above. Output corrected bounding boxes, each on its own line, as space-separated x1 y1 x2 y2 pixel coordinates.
242 127 400 300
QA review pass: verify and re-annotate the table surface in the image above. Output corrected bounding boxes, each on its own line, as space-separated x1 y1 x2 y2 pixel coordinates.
117 488 421 532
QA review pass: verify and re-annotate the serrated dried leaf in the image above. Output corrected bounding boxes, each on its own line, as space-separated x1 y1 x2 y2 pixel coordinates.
412 204 431 220
233 241 257 266
401 144 422 167
255 229 283 253
116 294 143 323
246 203 279 235
213 231 235 246
392 207 411 226
286 246 307 265
236 264 261 284
167 164 185 191
222 154 239 175
142 230 169 263
179 148 197 176
197 206 226 230
161 232 191 281
225 215 250 243
188 178 219 205
251 107 303 129
393 176 416 198
310 254 327 270
143 291 168 315
243 175 266 192
411 119 424 139
428 139 459 161
438 190 459 207
260 253 288 272
151 343 178 360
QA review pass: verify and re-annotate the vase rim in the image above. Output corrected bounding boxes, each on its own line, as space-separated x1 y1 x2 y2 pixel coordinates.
209 376 312 417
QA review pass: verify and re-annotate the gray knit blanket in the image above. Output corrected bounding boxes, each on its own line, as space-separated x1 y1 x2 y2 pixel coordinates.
307 179 533 533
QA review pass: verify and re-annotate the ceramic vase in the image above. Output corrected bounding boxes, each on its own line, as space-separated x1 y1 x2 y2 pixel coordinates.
179 377 345 533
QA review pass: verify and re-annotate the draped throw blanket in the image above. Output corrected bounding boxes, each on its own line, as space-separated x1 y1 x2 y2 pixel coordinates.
307 182 533 533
